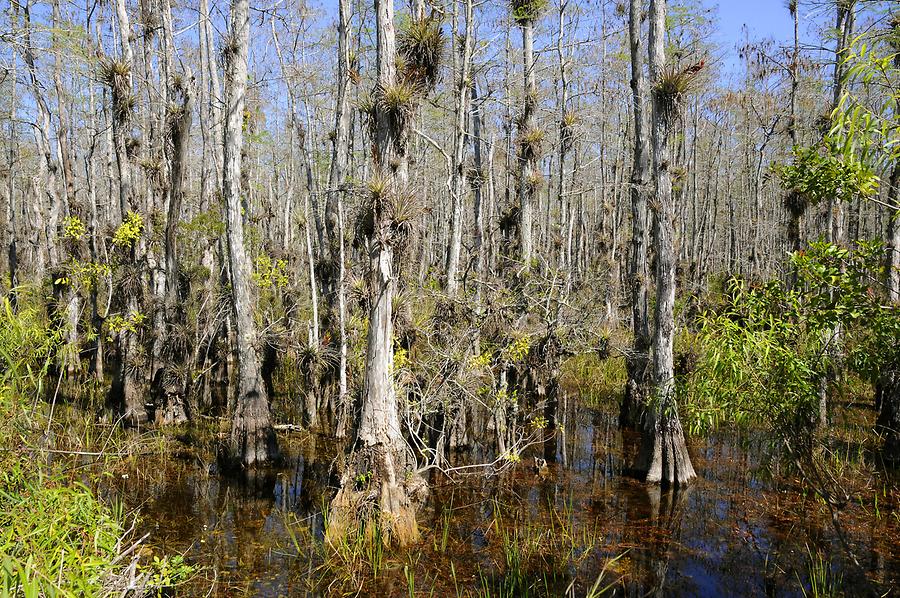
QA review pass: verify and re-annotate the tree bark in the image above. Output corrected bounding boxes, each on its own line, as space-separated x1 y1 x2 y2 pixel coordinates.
515 5 539 268
635 0 696 487
224 0 278 467
328 0 429 547
886 44 900 303
622 0 651 429
154 68 194 426
876 369 900 465
445 0 474 296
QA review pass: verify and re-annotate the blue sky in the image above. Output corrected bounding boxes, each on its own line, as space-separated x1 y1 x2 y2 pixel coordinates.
704 0 831 74
709 0 796 49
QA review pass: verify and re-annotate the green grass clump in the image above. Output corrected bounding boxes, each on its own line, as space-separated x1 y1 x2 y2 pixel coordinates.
561 353 626 408
0 293 193 596
0 458 127 596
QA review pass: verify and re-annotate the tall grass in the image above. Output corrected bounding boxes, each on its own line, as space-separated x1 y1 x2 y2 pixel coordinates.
0 294 192 596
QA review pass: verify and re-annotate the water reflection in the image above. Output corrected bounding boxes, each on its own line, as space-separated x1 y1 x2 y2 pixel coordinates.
101 407 899 597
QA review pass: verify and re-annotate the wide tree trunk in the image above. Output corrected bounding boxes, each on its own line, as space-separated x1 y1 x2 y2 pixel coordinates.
634 0 696 487
154 71 194 426
224 0 278 467
102 0 146 426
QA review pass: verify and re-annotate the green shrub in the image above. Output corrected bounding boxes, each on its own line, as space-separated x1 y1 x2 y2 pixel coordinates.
0 294 194 597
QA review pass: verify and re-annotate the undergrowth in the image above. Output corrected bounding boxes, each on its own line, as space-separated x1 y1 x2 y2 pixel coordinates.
0 293 192 596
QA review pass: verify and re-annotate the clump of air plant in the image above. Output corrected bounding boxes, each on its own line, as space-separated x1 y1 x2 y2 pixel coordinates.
387 187 423 249
299 337 336 379
511 0 550 24
140 1 160 39
358 93 378 140
220 34 241 81
356 174 392 240
99 58 135 122
653 60 705 117
358 175 421 250
560 111 577 151
377 80 419 135
398 16 444 93
524 171 545 193
140 157 162 173
166 102 186 123
519 127 545 160
367 173 391 203
671 165 687 192
784 189 809 217
125 136 141 158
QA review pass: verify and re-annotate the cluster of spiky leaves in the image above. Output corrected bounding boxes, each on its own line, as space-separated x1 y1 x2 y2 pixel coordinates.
357 175 422 251
560 111 577 151
519 127 545 160
653 61 705 117
398 16 444 93
524 171 545 193
98 58 135 122
510 0 549 24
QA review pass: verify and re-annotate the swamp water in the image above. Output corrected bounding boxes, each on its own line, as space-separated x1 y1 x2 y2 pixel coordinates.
99 408 899 597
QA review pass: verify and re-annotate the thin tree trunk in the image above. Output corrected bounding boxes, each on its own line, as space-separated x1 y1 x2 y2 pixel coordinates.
515 5 539 268
445 0 474 296
622 0 651 429
887 162 900 303
471 83 485 293
5 2 19 298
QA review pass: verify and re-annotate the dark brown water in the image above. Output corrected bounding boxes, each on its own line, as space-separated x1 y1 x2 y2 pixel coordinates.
103 408 900 597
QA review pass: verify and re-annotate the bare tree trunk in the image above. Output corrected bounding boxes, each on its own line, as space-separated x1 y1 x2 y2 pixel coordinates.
326 0 353 430
829 0 855 247
445 0 474 296
23 1 60 274
622 0 651 429
5 2 19 298
786 1 803 285
876 370 900 464
224 0 278 467
635 0 696 487
514 3 540 268
886 44 900 304
85 71 104 383
887 162 900 303
471 83 485 290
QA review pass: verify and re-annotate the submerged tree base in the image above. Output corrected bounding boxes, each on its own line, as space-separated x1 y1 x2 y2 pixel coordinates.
326 443 427 548
634 411 696 486
229 389 279 469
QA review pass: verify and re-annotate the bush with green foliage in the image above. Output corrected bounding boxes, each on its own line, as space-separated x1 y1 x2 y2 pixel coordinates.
0 295 194 596
682 241 899 440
